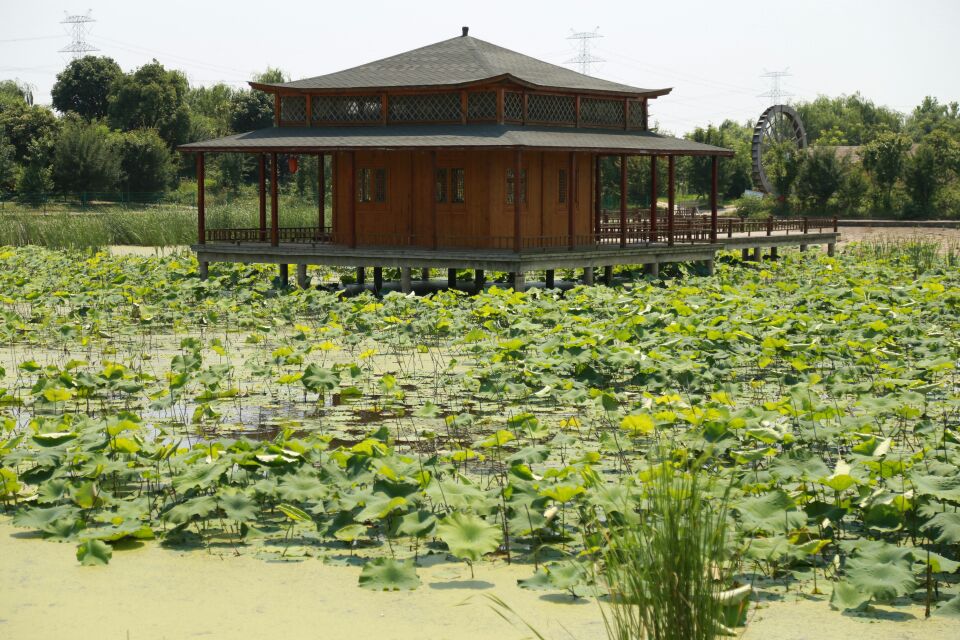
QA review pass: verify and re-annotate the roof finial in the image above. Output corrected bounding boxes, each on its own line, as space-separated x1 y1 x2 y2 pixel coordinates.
462 26 469 37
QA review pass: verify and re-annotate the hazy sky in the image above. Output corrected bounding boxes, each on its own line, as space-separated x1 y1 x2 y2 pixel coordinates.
1 0 957 134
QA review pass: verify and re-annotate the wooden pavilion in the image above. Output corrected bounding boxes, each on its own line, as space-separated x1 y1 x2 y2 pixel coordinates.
179 28 838 291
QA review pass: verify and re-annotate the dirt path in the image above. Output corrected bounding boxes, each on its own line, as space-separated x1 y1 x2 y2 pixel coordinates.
838 225 960 245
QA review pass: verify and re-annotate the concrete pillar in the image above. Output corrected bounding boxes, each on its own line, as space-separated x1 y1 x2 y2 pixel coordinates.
198 261 209 281
705 259 715 276
799 244 808 252
827 243 836 257
400 267 412 294
373 267 383 293
646 261 659 278
278 263 289 288
356 267 366 285
741 248 750 261
583 267 594 285
752 246 762 261
770 247 779 260
447 268 457 290
296 264 309 288
545 269 555 289
512 271 526 293
603 265 613 286
421 268 430 281
474 269 485 294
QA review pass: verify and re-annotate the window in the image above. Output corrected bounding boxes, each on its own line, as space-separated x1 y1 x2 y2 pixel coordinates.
451 169 465 204
435 169 447 203
357 168 387 203
435 168 466 205
558 169 568 204
506 168 527 205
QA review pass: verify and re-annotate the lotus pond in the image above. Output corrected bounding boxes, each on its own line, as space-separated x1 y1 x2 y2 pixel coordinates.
1 243 959 626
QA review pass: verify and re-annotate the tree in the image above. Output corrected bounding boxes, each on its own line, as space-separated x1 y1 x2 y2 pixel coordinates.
683 120 752 199
16 138 54 202
119 129 174 194
903 130 960 216
51 56 122 120
0 133 15 193
51 116 122 195
835 163 869 215
797 147 843 209
187 83 236 137
861 131 910 211
108 61 191 148
796 93 903 145
0 102 59 162
0 80 33 108
229 90 274 133
905 96 960 141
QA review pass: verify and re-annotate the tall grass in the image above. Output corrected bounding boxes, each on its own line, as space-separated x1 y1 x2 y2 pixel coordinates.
855 237 960 274
599 463 732 640
0 197 324 249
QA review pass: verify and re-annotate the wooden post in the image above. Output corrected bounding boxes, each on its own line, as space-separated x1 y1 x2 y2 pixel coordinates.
258 154 266 241
545 269 555 289
318 153 325 231
349 151 356 248
196 153 205 245
356 267 365 285
619 154 627 248
270 152 279 247
421 268 430 281
373 267 383 293
513 149 522 253
278 264 288 288
431 150 438 250
667 155 675 246
447 268 457 290
710 155 718 243
594 154 601 239
766 215 773 236
604 265 613 285
474 269 485 293
649 155 658 243
568 151 576 249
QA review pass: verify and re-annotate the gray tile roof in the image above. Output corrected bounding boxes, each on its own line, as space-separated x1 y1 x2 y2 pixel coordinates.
262 35 664 96
178 125 733 156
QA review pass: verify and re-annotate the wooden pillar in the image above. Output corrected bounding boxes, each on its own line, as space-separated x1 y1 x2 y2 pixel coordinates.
270 152 279 247
770 246 779 260
603 265 613 286
741 248 750 261
421 268 430 281
196 152 205 245
649 155 658 243
278 264 288 288
568 151 576 249
619 154 627 248
356 267 365 285
752 246 761 261
258 154 266 241
710 155 718 243
594 154 601 238
296 264 309 288
513 149 522 253
317 153 325 230
545 269 555 289
348 151 357 248
474 269 485 293
431 150 438 249
400 268 412 294
667 155 675 246
373 267 383 293
447 268 457 290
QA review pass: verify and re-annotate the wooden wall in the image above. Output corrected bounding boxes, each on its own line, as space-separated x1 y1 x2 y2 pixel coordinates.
333 149 596 249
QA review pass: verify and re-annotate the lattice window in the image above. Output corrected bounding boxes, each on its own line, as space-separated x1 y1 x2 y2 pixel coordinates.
467 92 496 120
451 168 465 203
358 168 387 203
558 169 567 204
527 93 576 124
374 169 386 203
358 168 371 202
280 95 307 122
312 95 382 123
627 100 646 130
435 169 447 203
581 97 625 128
506 168 527 205
504 92 523 121
388 93 461 122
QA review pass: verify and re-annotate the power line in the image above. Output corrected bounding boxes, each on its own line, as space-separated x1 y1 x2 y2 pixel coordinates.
565 28 604 76
59 11 98 59
759 69 793 103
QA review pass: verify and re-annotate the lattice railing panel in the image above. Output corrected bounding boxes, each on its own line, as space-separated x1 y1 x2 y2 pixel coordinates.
312 95 382 122
280 96 307 122
527 93 576 124
388 93 461 122
581 97 625 127
467 92 496 120
627 100 646 130
504 92 523 121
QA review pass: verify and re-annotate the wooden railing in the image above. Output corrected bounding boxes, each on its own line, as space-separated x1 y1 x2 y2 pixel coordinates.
204 216 837 252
